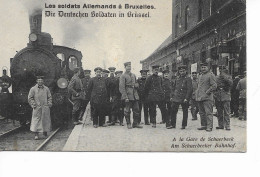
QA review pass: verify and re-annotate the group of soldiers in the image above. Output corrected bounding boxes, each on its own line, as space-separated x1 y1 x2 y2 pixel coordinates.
67 62 247 132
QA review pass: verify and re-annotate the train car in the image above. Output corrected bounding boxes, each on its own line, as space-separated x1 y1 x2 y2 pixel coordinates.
6 9 83 127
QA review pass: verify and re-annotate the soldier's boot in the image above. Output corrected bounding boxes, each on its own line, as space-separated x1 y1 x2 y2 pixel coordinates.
108 115 116 126
119 115 124 126
125 116 132 129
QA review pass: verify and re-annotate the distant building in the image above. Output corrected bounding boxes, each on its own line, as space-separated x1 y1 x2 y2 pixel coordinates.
140 0 246 77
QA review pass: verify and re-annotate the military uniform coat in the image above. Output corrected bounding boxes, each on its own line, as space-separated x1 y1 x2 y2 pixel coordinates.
137 78 146 101
191 78 198 100
236 77 246 99
215 74 233 102
170 75 192 103
119 72 139 101
162 78 172 102
87 76 110 104
28 85 52 132
144 74 164 102
68 75 85 100
81 76 91 99
195 72 217 102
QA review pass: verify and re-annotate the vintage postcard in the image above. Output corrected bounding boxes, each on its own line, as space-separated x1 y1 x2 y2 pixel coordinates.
0 0 246 152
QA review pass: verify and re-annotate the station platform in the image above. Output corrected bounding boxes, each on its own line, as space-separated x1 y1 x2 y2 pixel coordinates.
63 107 246 152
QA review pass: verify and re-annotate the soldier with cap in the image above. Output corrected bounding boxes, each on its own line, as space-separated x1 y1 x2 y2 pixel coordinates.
68 67 85 125
190 71 199 120
167 65 192 129
137 69 150 125
28 76 52 140
109 70 125 126
236 71 246 120
107 67 119 125
80 69 92 120
102 69 109 78
196 63 217 132
87 67 110 128
214 65 233 130
119 62 142 129
144 65 166 128
230 75 240 117
161 69 172 124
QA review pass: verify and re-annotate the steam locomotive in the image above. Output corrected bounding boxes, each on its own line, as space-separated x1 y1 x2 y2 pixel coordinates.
0 9 83 127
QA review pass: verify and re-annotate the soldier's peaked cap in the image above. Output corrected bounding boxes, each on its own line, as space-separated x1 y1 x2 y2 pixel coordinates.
115 71 123 74
102 69 110 73
162 69 170 74
94 67 103 72
178 65 187 70
84 69 91 73
36 76 44 79
218 65 226 70
108 67 116 71
140 69 149 74
152 65 160 69
124 62 131 67
200 62 208 67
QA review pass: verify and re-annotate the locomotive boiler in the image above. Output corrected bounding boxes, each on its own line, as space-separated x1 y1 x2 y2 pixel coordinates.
2 9 83 126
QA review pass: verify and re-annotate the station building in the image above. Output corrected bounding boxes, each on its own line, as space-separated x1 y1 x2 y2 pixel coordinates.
140 0 246 77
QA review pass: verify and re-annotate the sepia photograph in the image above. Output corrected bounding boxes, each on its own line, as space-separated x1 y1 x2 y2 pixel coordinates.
0 0 246 152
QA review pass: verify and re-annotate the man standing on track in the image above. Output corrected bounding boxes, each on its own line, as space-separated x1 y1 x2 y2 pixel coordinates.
28 76 52 140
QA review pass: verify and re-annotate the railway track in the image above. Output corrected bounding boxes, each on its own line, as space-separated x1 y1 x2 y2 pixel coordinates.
35 127 61 151
0 126 65 151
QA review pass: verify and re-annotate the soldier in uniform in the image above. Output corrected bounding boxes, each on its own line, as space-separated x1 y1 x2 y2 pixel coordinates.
107 67 119 125
167 65 192 129
236 71 246 120
101 69 111 123
137 70 150 125
214 66 233 130
161 69 172 124
109 70 125 126
80 69 91 121
87 67 110 128
68 67 85 125
144 65 166 128
196 63 217 132
231 75 240 117
190 71 199 120
119 62 142 129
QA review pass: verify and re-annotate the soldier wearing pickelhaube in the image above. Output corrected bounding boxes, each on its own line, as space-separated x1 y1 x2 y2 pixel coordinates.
137 69 150 125
167 65 192 129
144 65 166 128
214 65 233 131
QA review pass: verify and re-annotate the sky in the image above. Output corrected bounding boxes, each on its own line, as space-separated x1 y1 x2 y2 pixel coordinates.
0 0 172 77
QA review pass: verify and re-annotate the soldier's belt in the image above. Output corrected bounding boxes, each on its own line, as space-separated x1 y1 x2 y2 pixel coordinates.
126 85 134 88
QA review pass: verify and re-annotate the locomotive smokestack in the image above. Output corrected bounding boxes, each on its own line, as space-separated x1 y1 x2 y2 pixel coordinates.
29 9 42 34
